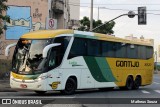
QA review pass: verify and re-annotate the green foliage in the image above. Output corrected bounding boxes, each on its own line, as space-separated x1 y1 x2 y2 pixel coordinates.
0 0 10 35
78 16 115 34
154 64 160 71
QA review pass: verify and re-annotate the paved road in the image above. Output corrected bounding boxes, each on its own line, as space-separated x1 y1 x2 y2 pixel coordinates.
0 74 160 107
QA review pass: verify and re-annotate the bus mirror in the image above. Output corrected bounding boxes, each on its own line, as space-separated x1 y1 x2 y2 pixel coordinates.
43 43 61 58
5 43 17 57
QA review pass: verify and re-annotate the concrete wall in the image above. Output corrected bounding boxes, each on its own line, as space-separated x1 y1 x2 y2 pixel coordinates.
0 0 78 61
0 0 71 60
69 0 80 20
0 0 49 60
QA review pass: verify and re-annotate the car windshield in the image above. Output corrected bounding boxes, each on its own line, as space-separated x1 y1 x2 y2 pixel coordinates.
12 39 51 74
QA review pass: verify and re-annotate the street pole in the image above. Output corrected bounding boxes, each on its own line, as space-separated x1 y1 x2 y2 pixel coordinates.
92 14 128 31
92 11 137 32
155 51 158 73
98 7 99 20
90 0 93 31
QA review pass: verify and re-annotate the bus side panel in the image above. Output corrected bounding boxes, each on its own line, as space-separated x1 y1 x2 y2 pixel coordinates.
61 56 95 89
46 69 62 91
83 56 117 88
106 57 154 87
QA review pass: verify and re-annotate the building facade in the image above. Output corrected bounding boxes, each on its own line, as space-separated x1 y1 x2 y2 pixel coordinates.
0 0 71 59
125 34 154 46
69 0 80 20
68 0 80 29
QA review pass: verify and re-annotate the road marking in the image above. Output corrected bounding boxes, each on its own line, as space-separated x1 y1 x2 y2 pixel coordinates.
154 77 160 79
153 82 160 84
141 90 150 94
154 90 160 93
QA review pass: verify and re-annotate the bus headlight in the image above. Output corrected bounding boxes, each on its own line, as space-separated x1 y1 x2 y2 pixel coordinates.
37 76 48 80
36 74 52 81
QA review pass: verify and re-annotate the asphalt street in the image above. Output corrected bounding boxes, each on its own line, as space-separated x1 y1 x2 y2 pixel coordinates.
0 74 160 107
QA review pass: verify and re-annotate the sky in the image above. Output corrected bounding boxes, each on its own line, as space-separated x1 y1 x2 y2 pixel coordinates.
77 0 160 52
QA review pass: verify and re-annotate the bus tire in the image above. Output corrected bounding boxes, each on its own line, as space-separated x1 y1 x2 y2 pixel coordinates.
125 76 134 90
133 76 141 90
35 91 46 95
61 78 77 95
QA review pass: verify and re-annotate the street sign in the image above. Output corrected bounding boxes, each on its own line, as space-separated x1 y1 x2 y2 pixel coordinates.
128 11 135 18
49 19 54 28
138 7 147 25
46 18 57 29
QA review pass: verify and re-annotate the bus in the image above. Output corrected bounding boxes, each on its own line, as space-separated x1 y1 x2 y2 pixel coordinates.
5 29 154 95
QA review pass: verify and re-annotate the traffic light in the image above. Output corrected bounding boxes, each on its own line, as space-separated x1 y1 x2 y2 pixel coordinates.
138 7 147 25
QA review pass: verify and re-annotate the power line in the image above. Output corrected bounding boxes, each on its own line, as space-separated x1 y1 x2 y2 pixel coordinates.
69 2 160 6
147 13 160 15
69 3 160 12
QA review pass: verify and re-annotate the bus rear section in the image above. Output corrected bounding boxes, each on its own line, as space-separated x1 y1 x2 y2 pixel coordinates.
67 35 154 91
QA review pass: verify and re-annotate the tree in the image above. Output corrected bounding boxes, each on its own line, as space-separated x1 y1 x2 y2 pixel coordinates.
78 16 115 34
0 0 10 35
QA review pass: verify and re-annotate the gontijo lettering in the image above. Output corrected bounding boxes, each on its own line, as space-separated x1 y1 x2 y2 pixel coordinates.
116 60 139 67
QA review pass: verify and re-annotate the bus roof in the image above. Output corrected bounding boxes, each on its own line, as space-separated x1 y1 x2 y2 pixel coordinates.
21 29 74 39
20 29 152 46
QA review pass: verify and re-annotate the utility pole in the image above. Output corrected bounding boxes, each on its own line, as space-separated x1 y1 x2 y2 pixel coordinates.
155 51 158 74
98 7 99 20
92 11 136 31
90 0 93 31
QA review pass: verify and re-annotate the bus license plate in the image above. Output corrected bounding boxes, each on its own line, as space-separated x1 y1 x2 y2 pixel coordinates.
20 84 27 88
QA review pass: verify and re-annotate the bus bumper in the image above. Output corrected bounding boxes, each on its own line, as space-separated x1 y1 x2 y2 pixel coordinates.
10 77 47 91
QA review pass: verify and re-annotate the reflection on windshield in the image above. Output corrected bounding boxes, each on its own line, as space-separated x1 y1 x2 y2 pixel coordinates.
13 39 50 74
12 36 71 75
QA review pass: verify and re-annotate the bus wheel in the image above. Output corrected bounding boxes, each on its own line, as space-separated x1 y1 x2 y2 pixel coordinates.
35 91 46 95
133 76 141 89
61 78 77 95
125 76 134 90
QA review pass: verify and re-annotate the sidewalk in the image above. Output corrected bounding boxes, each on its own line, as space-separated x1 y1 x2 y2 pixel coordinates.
0 79 17 92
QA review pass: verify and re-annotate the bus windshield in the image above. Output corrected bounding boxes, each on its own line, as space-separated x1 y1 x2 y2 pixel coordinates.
12 36 71 75
12 39 51 75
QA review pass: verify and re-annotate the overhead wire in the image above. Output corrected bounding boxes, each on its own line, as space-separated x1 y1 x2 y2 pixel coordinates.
68 3 160 15
69 2 160 6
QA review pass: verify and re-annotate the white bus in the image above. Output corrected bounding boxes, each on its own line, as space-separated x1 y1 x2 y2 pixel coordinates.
5 29 154 95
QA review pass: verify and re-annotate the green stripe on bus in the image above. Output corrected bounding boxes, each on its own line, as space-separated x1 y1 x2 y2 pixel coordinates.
74 34 98 39
83 56 117 82
25 74 40 79
95 57 117 82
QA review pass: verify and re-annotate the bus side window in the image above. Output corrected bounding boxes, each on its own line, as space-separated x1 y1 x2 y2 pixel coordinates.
138 45 146 59
68 38 86 59
102 41 115 57
127 44 138 59
146 46 153 59
47 46 62 70
87 40 101 56
115 42 127 58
